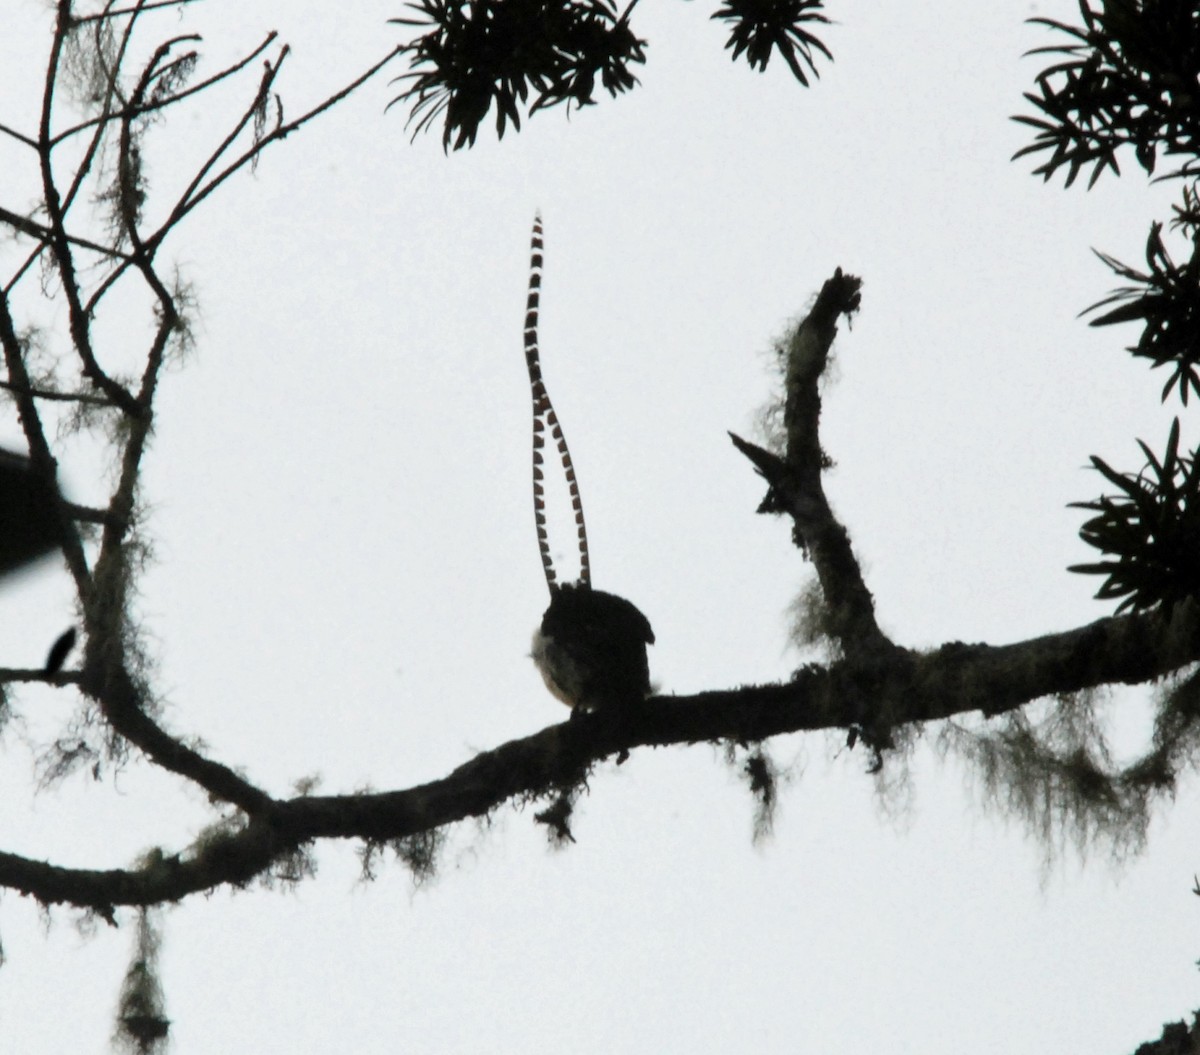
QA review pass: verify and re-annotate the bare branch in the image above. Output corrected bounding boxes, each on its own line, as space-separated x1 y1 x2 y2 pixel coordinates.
84 40 399 312
0 120 38 149
159 43 403 233
63 501 114 525
0 666 81 686
48 32 278 149
0 204 134 269
1 5 141 292
38 2 140 415
0 378 114 406
72 0 193 27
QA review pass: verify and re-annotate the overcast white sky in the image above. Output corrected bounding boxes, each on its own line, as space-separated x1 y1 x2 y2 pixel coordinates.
0 1 1197 1052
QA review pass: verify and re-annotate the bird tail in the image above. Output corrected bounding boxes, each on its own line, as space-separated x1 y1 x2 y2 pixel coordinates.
523 213 590 594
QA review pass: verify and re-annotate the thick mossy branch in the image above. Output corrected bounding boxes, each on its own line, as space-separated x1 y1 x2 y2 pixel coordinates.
942 624 1200 860
4 602 1199 911
76 657 273 815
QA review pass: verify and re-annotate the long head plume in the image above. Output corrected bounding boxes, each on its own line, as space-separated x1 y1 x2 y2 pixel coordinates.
524 213 590 595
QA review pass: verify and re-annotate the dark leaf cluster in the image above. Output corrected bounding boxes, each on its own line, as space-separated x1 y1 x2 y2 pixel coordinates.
1070 419 1200 613
710 0 832 86
390 0 646 150
1087 220 1200 404
1013 0 1200 187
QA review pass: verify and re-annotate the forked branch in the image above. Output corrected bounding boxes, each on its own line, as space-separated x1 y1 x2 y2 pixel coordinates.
730 268 883 652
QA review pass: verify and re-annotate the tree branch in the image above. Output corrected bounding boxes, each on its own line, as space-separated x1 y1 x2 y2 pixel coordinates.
0 378 114 406
73 0 193 25
162 43 404 233
0 292 93 593
38 2 140 416
83 40 401 312
0 205 133 266
732 268 882 652
47 31 278 149
77 660 275 817
7 601 1197 911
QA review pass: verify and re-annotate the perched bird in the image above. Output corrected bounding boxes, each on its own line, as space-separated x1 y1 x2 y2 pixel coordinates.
533 582 654 710
521 215 655 711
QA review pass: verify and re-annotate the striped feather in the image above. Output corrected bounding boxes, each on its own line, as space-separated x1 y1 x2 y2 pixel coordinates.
523 214 591 592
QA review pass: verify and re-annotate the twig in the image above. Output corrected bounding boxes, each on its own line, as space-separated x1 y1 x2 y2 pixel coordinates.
0 379 114 405
48 32 278 149
72 0 193 26
38 2 140 415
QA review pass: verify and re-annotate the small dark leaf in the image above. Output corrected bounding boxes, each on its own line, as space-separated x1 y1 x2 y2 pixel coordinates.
43 627 76 675
1088 299 1155 327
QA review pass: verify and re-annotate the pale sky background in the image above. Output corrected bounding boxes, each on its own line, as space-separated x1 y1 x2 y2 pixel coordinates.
0 1 1197 1052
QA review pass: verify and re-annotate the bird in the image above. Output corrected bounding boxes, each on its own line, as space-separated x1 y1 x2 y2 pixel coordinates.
532 580 654 710
521 214 654 711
